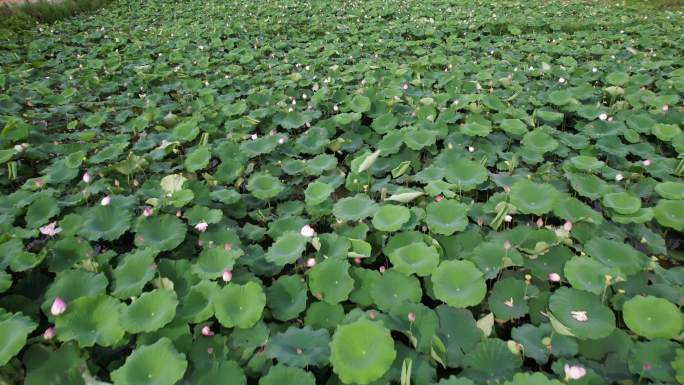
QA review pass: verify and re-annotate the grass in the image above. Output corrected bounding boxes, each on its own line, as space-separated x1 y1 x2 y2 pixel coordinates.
0 0 112 30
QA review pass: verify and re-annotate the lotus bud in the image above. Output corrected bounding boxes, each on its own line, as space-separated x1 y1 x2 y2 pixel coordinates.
548 272 561 282
504 214 513 222
563 220 573 232
278 137 286 145
222 270 233 282
467 145 475 152
435 195 444 202
592 67 598 73
306 258 316 268
82 172 92 183
251 133 258 140
615 173 624 181
50 297 67 316
402 83 408 90
100 196 111 206
643 362 652 371
43 326 55 340
201 326 214 336
176 210 182 217
536 218 544 227
379 266 386 274
300 224 315 237
558 77 566 84
662 105 669 112
408 312 416 322
368 310 377 319
642 159 651 166
34 178 44 189
503 184 510 193
564 364 587 380
333 104 339 112
114 179 120 187
503 240 511 250
142 207 153 217
195 221 208 233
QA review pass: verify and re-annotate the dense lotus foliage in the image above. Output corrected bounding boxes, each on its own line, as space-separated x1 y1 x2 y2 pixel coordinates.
0 0 683 384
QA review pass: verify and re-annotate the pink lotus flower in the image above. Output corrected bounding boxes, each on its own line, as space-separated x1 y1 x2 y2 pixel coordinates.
43 326 55 340
82 172 92 183
504 298 514 308
570 310 588 322
306 258 316 268
353 257 362 265
564 364 587 380
563 220 573 232
222 270 232 282
548 272 561 282
142 207 153 217
176 210 182 217
34 178 44 189
195 221 208 232
50 297 67 316
408 312 416 322
642 159 651 166
435 195 444 202
39 222 62 237
379 266 386 273
201 326 214 336
100 196 110 206
300 224 315 237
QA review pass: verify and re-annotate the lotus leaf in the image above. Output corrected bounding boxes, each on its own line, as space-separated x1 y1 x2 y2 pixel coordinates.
111 338 187 385
432 260 486 308
623 295 682 340
214 282 266 329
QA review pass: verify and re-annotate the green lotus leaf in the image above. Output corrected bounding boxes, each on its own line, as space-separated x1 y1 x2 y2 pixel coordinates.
212 281 266 329
80 204 132 241
444 159 489 191
435 305 483 367
195 360 246 385
548 287 615 340
259 365 315 385
610 207 653 224
0 271 10 293
25 194 60 229
177 279 218 323
330 318 396 385
304 301 345 330
425 199 469 235
134 214 186 251
567 155 605 172
333 194 378 221
606 71 630 86
488 278 538 321
563 256 610 295
623 295 682 340
171 119 199 142
387 242 439 277
371 112 398 134
511 323 552 364
522 130 558 154
404 128 437 150
350 94 372 113
210 189 242 204
461 120 492 137
673 349 684 384
509 180 559 215
370 269 422 311
499 119 528 137
184 205 223 225
568 172 609 200
432 260 486 308
503 373 564 385
265 326 330 367
23 343 85 385
372 204 411 232
55 295 126 347
305 181 334 206
305 154 338 175
266 231 307 266
121 289 178 333
655 181 684 200
602 192 641 215
654 199 684 231
215 159 244 184
585 237 647 276
111 338 187 385
266 275 308 321
240 135 282 158
462 338 522 383
112 248 158 299
43 269 108 314
548 90 573 106
0 312 37 366
628 339 677 382
552 196 603 224
184 145 211 172
436 377 475 385
192 247 242 279
247 173 285 200
652 123 681 141
308 259 354 304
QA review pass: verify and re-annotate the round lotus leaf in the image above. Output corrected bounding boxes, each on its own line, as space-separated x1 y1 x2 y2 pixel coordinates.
655 181 684 200
304 301 345 330
240 135 281 158
602 192 641 215
247 173 284 200
111 338 187 385
265 232 307 266
403 128 437 150
623 295 682 340
370 269 422 311
548 90 573 106
522 130 558 154
55 295 126 347
333 194 378 221
350 94 371 113
567 155 605 173
470 240 523 279
568 173 609 200
499 119 528 137
308 259 354 304
503 373 564 385
432 260 486 308
214 282 266 329
178 280 219 323
425 199 469 235
42 270 108 314
121 289 178 333
171 119 199 142
372 204 410 232
259 365 315 385
654 199 684 231
25 194 60 229
330 318 396 384
652 123 681 141
305 154 338 175
195 360 246 385
265 326 330 367
585 237 647 276
0 312 36 366
134 214 186 251
437 377 476 385
80 204 132 241
627 339 677 382
371 112 398 134
488 278 538 321
461 120 492 137
192 247 242 279
266 275 307 321
563 256 610 295
606 71 630 86
509 180 559 215
184 145 211 172
552 196 604 225
548 287 615 340
112 249 158 299
462 338 522 382
387 242 439 277
610 207 653 224
215 160 243 184
444 159 489 191
305 181 334 206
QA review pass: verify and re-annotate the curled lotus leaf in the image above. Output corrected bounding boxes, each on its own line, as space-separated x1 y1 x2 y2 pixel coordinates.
387 242 440 277
602 192 641 215
444 159 489 191
654 181 684 200
654 199 684 231
266 232 307 267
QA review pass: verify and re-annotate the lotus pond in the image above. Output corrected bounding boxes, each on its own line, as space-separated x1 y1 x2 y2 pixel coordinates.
1 0 683 384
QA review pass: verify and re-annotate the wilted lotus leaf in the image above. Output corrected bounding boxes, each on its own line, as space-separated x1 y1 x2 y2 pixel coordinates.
178 280 219 323
654 199 684 231
372 204 410 232
247 173 284 200
193 247 242 279
80 204 132 241
509 180 559 215
425 199 469 235
265 326 330 367
462 338 522 383
214 281 266 329
308 259 354 304
370 269 422 311
330 318 396 384
0 312 37 366
55 295 126 347
122 289 178 333
266 275 307 321
602 192 641 215
266 231 307 266
332 194 378 221
111 338 187 385
305 181 334 206
548 287 615 339
259 365 315 385
444 159 489 191
432 260 486 308
134 214 186 251
387 241 439 277
585 238 647 276
623 295 682 340
112 248 158 298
